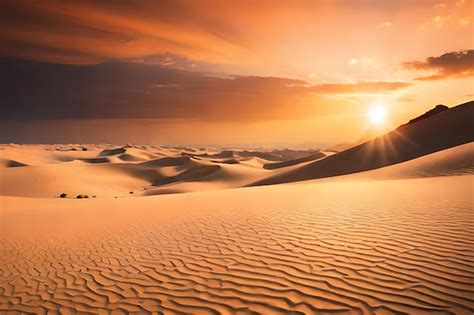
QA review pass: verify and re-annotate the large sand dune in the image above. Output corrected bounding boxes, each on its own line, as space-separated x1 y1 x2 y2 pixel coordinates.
1 175 473 314
252 101 474 186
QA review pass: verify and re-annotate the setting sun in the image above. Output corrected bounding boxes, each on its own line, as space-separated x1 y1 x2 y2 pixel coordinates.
368 105 387 125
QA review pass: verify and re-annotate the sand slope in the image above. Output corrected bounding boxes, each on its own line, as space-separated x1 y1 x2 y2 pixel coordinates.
295 141 474 185
351 141 474 179
1 175 473 314
252 101 474 186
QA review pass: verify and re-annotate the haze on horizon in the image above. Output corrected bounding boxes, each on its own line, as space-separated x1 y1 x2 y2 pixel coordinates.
0 0 473 147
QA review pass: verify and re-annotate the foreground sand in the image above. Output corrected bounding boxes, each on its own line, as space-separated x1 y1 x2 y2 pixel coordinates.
1 175 473 314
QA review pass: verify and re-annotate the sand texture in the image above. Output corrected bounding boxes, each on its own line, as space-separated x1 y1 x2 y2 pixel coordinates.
1 174 473 314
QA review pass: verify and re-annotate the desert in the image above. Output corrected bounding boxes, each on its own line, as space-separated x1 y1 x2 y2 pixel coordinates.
1 1 474 313
1 102 473 314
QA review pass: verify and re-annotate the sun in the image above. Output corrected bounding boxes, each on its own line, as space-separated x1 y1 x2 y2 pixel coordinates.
367 105 387 125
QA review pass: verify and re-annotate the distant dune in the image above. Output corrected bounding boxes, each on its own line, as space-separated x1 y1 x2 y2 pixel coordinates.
0 143 322 197
251 101 474 186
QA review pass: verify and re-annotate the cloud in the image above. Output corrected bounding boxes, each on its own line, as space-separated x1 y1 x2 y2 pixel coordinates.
0 57 310 122
0 0 453 71
403 50 474 80
0 57 411 122
0 0 247 65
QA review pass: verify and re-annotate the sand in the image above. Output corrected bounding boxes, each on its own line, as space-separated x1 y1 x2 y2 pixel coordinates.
1 103 473 313
1 173 473 314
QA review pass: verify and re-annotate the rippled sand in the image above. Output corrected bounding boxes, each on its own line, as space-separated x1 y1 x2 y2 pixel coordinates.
1 175 473 314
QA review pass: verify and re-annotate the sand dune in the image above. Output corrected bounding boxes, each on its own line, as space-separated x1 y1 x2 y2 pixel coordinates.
292 141 474 186
324 143 354 153
352 141 474 179
0 158 27 168
0 144 295 198
252 101 474 186
140 156 192 167
267 148 321 160
0 162 150 198
1 175 472 314
1 137 473 198
183 149 305 162
264 151 326 170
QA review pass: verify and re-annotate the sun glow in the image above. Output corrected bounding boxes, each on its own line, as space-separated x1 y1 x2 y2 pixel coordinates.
367 105 387 125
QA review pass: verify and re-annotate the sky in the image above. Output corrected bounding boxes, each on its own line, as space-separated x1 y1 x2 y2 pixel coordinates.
0 0 473 147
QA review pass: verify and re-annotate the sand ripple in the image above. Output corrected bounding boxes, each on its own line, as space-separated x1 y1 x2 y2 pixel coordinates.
0 177 473 314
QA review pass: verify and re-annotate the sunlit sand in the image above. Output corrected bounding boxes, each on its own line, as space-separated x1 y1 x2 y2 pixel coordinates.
1 173 473 313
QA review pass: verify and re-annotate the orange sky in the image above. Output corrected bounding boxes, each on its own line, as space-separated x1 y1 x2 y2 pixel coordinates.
0 0 472 147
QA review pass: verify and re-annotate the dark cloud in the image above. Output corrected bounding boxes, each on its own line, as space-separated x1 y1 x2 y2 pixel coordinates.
0 57 411 122
403 50 474 81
